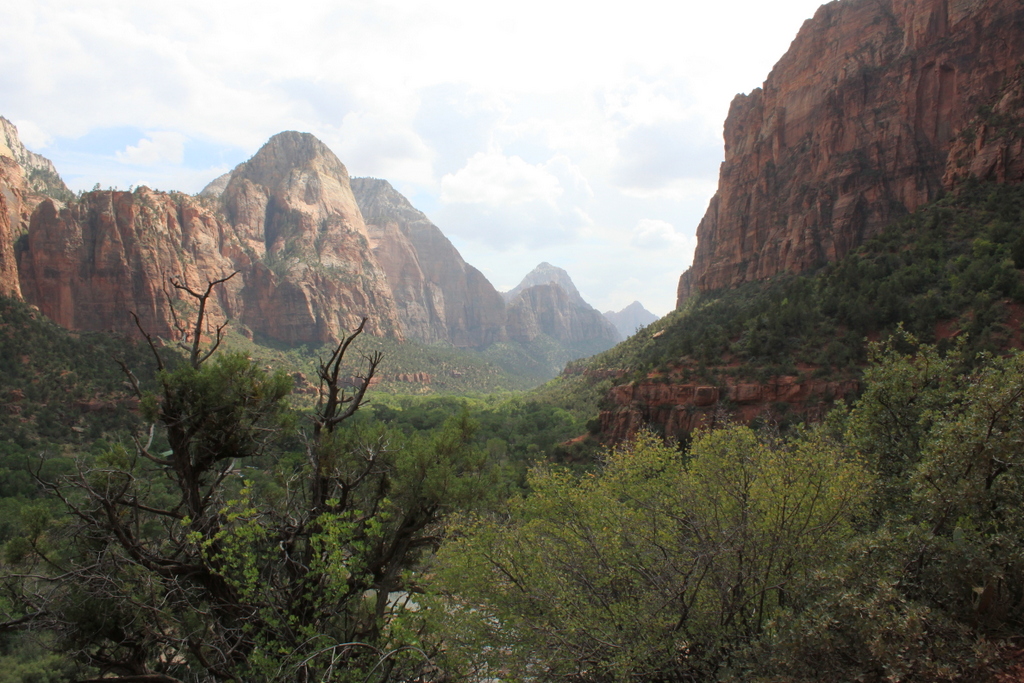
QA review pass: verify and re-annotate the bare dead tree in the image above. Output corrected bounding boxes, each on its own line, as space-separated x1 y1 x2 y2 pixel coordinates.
165 272 238 369
314 317 384 438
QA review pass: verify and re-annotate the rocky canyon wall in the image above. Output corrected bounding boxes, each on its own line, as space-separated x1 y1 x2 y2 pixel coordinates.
3 121 618 359
352 177 510 348
17 131 402 344
0 117 73 299
678 0 1024 305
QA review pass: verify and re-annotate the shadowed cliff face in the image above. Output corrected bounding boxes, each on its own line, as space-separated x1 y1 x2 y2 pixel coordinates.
352 177 510 348
218 132 402 343
18 189 243 338
5 122 623 359
597 371 861 443
1 118 74 299
678 0 1024 306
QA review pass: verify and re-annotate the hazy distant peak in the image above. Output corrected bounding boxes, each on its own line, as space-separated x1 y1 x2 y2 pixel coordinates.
199 170 233 199
603 300 659 339
350 177 421 224
505 262 586 307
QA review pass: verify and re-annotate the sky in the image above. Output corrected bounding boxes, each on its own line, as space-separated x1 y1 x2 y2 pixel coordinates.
1 0 828 316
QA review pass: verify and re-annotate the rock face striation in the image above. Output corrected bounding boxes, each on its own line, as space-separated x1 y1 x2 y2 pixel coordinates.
4 123 620 363
0 119 72 299
352 177 508 347
597 372 861 443
505 263 621 352
18 131 401 343
214 132 402 343
604 301 659 339
0 118 71 202
677 0 1024 306
0 150 28 299
18 188 243 338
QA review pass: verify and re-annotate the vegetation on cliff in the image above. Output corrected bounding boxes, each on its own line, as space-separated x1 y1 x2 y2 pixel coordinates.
427 334 1024 682
6 325 1023 681
540 179 1024 440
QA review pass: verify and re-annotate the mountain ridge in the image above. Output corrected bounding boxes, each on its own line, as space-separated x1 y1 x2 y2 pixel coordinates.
603 301 658 339
1 121 620 379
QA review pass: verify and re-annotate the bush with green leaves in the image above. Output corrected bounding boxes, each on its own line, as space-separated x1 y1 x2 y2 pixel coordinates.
428 425 872 682
428 332 1024 682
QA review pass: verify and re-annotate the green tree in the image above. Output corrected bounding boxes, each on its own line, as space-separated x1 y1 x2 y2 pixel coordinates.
429 426 871 681
753 333 1024 682
2 275 492 682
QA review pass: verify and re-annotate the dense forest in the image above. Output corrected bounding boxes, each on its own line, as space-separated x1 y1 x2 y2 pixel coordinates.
3 182 1024 681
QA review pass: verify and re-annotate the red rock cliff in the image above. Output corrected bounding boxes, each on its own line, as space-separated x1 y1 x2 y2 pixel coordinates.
18 189 243 337
0 155 27 299
1 118 72 299
18 132 402 344
352 177 509 348
678 0 1024 306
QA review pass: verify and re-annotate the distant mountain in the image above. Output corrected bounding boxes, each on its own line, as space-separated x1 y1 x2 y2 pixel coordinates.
503 262 587 307
603 301 658 339
351 177 509 348
505 263 621 354
1 120 623 380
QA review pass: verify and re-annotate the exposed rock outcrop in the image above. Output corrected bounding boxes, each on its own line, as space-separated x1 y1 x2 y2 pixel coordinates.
599 372 861 443
0 118 71 202
604 301 659 339
18 188 242 337
0 119 71 299
678 0 1024 305
352 177 508 347
7 125 622 362
0 154 27 298
505 264 621 353
218 132 401 343
19 132 401 344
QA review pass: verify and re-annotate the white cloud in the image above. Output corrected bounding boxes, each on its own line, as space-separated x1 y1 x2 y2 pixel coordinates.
329 111 434 186
11 119 52 150
441 152 564 206
631 219 687 250
1 0 831 319
115 132 186 166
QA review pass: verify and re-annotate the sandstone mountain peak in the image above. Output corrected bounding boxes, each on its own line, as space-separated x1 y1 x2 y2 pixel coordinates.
3 124 624 371
240 131 349 183
352 176 509 348
505 262 586 307
603 301 659 339
0 117 71 200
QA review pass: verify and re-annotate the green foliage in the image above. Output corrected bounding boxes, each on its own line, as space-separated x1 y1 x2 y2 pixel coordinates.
429 427 872 681
0 296 501 682
540 180 1024 440
749 334 1024 681
428 334 1024 681
0 297 153 445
